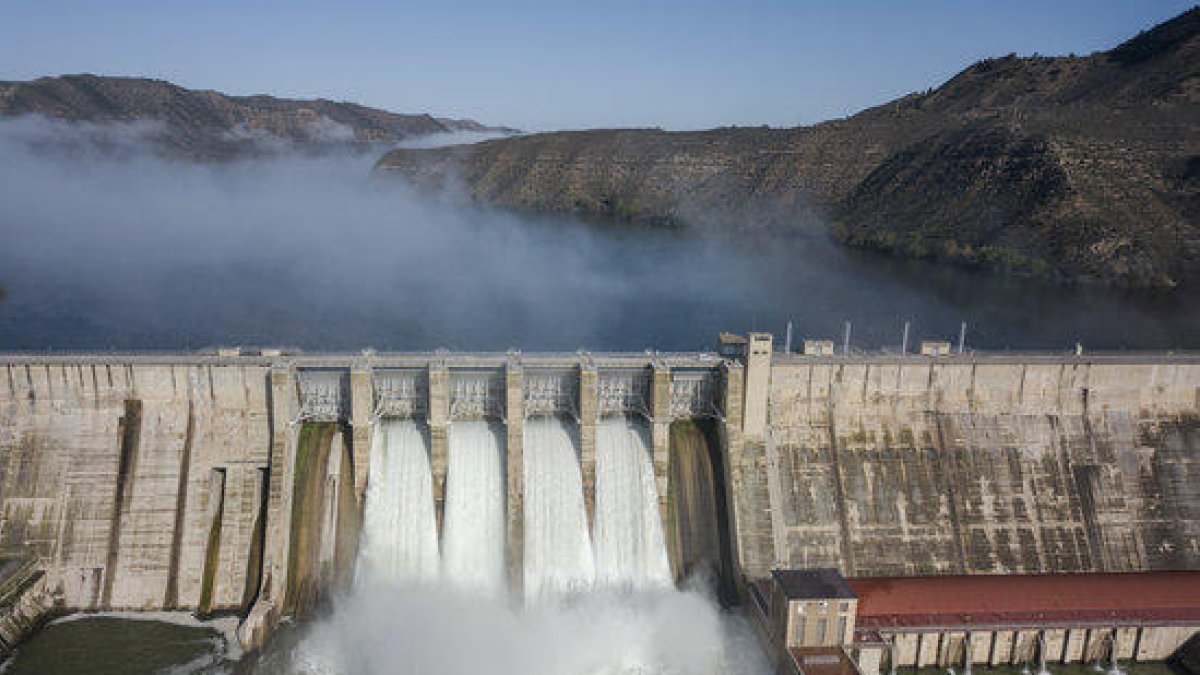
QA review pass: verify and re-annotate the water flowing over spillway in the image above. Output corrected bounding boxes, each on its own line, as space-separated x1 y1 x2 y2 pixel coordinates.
283 415 771 675
522 415 596 602
593 415 672 591
356 419 438 585
441 420 507 595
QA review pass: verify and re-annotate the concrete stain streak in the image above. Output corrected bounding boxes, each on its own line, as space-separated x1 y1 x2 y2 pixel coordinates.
100 398 142 609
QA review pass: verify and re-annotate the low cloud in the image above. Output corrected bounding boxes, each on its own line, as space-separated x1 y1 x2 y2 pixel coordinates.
392 129 514 150
0 115 1195 352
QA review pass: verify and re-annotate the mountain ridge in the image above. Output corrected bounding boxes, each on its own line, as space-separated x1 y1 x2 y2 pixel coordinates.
0 73 516 158
378 7 1200 287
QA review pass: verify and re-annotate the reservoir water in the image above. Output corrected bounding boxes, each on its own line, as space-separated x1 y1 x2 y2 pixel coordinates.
0 142 1196 353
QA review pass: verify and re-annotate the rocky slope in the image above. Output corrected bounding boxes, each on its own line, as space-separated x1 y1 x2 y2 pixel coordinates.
0 74 514 159
379 8 1200 287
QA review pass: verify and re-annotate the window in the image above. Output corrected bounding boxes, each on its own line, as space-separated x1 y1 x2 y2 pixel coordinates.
794 616 807 645
838 616 848 643
815 618 828 645
839 601 850 612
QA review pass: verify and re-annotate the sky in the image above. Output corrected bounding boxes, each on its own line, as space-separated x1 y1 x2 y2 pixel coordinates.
0 1 1194 131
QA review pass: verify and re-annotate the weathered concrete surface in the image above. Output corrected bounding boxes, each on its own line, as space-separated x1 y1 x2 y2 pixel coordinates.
753 360 1200 578
505 363 525 596
428 365 450 536
579 366 598 532
238 366 296 648
0 363 271 613
651 366 672 538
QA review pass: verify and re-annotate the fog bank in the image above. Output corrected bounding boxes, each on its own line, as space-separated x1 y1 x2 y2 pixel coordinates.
0 116 1197 352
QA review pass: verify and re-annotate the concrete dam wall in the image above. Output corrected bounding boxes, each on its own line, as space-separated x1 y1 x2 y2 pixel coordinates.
0 361 272 614
743 354 1200 578
0 345 1197 650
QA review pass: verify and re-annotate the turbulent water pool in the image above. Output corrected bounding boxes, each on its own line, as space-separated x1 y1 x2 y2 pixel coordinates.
1 614 239 674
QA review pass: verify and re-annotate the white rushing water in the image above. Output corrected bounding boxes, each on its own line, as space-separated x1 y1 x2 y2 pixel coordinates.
278 415 772 675
522 415 596 602
356 419 439 585
441 419 507 595
593 415 672 591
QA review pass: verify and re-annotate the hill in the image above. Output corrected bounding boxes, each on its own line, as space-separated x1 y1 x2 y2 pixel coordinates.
378 8 1200 287
0 74 514 159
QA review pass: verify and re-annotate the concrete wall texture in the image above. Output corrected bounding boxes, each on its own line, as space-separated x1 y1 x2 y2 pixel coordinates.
0 363 271 613
746 359 1200 578
1 350 1197 652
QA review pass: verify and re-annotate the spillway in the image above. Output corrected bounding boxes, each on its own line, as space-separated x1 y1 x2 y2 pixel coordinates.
441 419 507 595
356 419 438 586
522 415 595 602
668 418 735 600
593 414 671 591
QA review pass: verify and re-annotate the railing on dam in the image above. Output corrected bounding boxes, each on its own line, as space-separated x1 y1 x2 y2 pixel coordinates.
296 369 349 423
598 368 652 418
450 369 506 421
6 348 1200 371
670 368 724 421
373 369 427 420
0 349 727 369
525 368 579 419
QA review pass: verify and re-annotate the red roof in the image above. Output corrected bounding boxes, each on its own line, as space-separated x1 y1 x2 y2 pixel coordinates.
848 571 1200 629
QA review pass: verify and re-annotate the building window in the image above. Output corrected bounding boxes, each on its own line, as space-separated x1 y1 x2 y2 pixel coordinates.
838 616 848 643
839 601 850 612
815 618 828 645
794 616 807 645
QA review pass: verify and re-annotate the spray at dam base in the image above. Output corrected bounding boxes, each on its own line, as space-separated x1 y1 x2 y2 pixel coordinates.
281 577 762 674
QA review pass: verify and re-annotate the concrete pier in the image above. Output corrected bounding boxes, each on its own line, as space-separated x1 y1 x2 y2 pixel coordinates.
348 367 372 504
651 365 671 539
505 361 524 596
427 364 450 536
579 365 598 531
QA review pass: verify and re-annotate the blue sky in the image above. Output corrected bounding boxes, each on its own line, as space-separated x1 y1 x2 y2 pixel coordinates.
0 1 1192 131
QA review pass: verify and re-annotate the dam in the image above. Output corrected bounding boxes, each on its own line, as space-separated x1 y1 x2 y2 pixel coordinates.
0 336 1197 671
